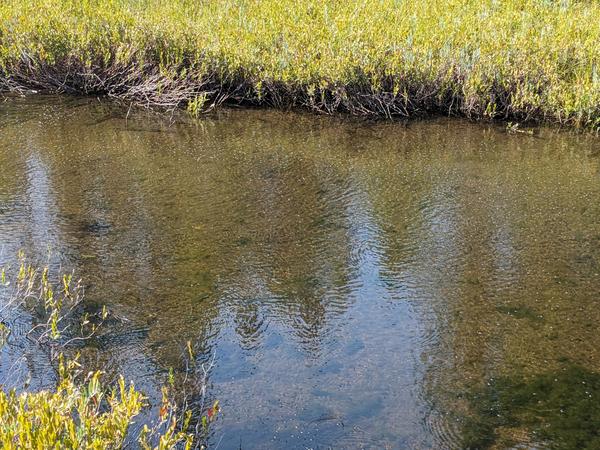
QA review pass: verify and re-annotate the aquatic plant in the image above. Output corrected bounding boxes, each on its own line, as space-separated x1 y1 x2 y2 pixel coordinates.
462 365 600 449
0 254 219 449
0 356 145 449
0 0 599 129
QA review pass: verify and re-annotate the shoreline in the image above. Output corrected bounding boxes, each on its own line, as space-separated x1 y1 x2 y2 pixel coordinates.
0 88 578 136
2 0 600 130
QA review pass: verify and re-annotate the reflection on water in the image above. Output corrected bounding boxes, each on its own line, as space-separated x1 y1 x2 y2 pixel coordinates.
2 96 600 448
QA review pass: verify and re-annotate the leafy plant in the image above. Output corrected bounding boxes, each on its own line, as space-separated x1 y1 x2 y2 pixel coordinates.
0 254 219 449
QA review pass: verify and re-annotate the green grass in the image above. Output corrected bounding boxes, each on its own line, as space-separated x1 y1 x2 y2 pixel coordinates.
1 0 600 128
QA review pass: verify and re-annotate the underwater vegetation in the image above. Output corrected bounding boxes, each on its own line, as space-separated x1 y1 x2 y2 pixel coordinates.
463 364 600 449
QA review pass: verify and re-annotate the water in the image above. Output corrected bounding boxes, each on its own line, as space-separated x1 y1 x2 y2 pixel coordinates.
2 96 600 449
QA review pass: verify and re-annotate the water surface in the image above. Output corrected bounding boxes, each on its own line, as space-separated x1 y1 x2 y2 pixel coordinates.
2 96 600 449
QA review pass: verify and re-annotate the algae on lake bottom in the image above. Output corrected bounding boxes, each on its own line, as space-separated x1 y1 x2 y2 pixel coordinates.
463 365 600 449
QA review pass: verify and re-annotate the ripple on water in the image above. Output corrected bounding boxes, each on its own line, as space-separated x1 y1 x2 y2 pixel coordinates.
423 408 464 450
3 100 600 449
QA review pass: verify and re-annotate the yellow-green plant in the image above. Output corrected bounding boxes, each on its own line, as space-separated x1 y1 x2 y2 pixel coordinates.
0 354 202 449
0 255 218 449
0 356 144 449
0 0 599 128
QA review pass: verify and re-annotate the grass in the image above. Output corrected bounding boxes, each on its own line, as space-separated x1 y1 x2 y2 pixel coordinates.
0 0 600 128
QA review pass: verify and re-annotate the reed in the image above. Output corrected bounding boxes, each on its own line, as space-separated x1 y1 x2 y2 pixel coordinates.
1 0 599 128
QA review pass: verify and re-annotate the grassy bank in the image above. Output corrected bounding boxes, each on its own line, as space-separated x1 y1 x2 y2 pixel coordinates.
1 0 600 128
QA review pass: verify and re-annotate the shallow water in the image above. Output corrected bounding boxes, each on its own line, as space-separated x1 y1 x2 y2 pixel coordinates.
2 96 600 449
